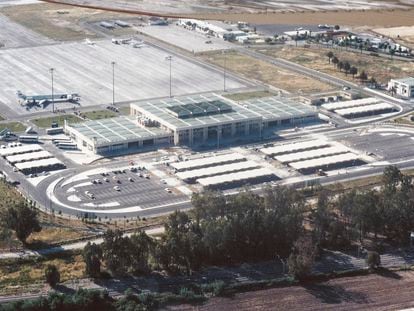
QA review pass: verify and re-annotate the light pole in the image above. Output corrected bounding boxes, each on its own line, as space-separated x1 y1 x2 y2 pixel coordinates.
111 61 116 106
223 50 227 92
49 68 54 113
165 55 173 98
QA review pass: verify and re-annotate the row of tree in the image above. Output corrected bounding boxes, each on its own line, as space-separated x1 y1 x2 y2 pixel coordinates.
326 51 374 82
83 186 306 277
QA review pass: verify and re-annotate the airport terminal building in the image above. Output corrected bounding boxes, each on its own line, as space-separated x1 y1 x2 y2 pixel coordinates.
65 93 318 155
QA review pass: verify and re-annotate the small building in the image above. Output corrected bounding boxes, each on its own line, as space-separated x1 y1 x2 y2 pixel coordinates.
388 77 414 99
100 21 115 29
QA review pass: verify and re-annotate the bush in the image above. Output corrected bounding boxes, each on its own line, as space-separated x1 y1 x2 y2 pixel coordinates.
201 280 226 296
366 251 381 270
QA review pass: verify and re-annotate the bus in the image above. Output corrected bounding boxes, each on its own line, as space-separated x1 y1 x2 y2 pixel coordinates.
18 135 39 143
52 138 72 145
57 142 77 150
46 127 64 135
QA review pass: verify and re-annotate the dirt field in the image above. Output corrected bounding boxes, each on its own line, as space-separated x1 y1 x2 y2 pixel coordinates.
170 270 414 310
257 46 414 84
373 25 414 48
0 3 138 41
187 9 414 27
200 51 335 94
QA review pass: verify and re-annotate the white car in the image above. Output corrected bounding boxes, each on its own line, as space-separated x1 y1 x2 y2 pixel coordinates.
165 188 172 193
114 186 121 191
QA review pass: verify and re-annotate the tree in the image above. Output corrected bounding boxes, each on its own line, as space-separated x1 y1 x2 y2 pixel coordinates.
2 203 41 244
288 236 317 280
359 70 368 81
45 264 60 288
338 61 344 71
334 25 340 30
350 66 358 78
83 242 103 278
366 251 381 270
389 48 395 59
344 61 351 75
101 229 132 275
312 190 332 245
129 231 154 275
332 56 339 67
326 51 334 63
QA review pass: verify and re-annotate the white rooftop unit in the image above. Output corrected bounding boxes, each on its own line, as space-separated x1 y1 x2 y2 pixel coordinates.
176 160 259 181
334 102 394 117
171 153 246 172
0 144 43 157
6 150 52 164
275 146 349 163
289 153 360 171
260 140 329 156
322 97 380 111
15 158 63 171
197 167 275 187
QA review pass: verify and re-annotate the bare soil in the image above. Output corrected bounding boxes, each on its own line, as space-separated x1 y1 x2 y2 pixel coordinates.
200 51 335 94
257 46 414 84
169 270 414 310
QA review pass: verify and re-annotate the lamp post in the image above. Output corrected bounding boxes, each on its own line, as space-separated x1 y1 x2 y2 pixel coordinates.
165 55 173 98
49 68 55 113
223 50 227 92
111 61 116 106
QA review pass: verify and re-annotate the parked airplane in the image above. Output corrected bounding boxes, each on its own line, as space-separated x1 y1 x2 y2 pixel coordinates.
17 91 80 108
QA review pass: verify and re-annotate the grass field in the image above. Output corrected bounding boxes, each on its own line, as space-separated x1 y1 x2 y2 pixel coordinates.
0 122 25 133
256 46 414 84
201 51 335 94
31 114 83 128
224 90 274 101
81 109 118 120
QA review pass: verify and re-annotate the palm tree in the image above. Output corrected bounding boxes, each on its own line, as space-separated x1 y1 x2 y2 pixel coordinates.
326 51 334 63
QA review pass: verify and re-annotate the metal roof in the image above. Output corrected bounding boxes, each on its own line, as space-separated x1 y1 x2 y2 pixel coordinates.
166 100 233 118
335 102 394 117
275 146 349 163
289 153 360 170
0 144 43 157
176 160 259 180
171 153 246 171
6 150 53 164
261 139 329 156
322 97 380 111
67 116 170 145
197 167 275 187
15 158 63 170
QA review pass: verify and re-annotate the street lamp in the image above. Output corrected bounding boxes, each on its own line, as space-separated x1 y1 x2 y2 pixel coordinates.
223 50 227 92
165 55 173 98
49 68 55 113
111 61 116 106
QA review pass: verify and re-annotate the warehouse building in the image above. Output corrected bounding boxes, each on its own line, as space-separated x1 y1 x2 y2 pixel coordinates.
65 93 318 155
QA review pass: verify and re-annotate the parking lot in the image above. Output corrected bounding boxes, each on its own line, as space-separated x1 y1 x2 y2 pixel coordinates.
58 166 189 211
138 24 233 53
0 39 246 116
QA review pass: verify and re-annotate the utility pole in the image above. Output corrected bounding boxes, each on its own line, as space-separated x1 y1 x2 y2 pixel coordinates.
165 55 173 98
111 61 116 106
49 68 55 113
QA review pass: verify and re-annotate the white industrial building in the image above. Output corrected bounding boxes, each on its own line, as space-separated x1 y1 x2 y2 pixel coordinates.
65 93 318 155
388 77 414 99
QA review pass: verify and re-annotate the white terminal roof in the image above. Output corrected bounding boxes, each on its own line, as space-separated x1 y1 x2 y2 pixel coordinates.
275 146 349 163
322 97 380 111
176 160 259 180
171 153 246 171
15 158 63 171
289 153 360 170
0 144 43 157
197 167 275 187
6 150 52 164
335 102 394 117
260 139 329 156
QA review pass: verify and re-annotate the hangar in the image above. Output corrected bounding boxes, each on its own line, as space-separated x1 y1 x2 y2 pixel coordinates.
65 93 318 155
